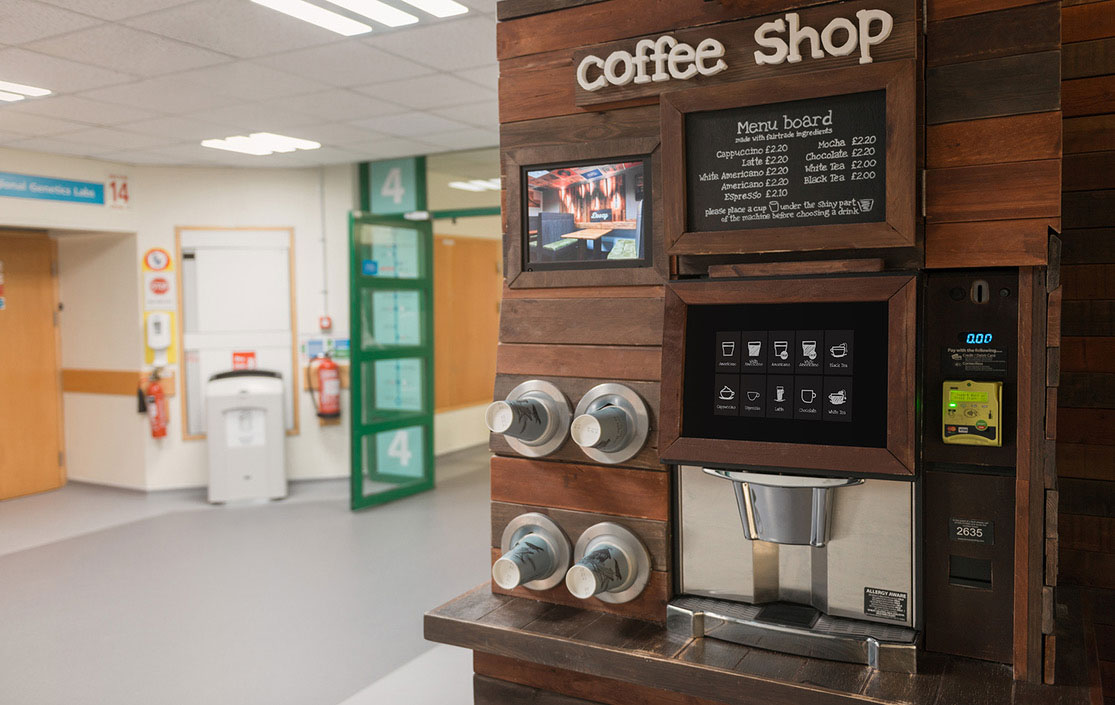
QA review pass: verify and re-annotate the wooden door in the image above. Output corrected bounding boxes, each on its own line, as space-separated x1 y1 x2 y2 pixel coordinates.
433 235 501 411
0 231 64 499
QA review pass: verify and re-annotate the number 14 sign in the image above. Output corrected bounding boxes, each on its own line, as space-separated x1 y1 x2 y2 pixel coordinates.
107 174 129 209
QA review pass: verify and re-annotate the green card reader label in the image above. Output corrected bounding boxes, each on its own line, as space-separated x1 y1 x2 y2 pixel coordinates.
943 380 1003 447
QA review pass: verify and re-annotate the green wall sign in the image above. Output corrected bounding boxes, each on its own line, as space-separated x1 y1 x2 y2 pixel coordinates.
364 156 426 215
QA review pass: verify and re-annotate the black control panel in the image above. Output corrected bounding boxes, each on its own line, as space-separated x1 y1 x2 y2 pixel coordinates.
923 271 1018 467
682 301 888 448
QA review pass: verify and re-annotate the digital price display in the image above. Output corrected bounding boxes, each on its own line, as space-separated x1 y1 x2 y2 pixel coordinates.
949 390 988 404
957 332 994 345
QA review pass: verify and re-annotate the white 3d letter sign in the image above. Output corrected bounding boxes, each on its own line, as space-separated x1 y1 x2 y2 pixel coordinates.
576 9 893 93
577 36 727 92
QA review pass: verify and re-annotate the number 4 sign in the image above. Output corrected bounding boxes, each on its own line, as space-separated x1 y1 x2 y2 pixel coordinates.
376 426 424 478
107 174 129 209
368 157 422 215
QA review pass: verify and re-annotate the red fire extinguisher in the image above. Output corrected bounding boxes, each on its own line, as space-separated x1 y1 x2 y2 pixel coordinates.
146 370 168 438
309 352 341 419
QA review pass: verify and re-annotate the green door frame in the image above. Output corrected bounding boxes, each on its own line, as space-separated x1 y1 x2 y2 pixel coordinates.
348 212 436 510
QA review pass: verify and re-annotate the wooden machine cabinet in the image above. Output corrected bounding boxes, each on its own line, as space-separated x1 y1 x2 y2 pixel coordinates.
424 0 1107 703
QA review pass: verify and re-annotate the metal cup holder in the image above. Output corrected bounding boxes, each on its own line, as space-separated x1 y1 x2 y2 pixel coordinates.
704 469 863 547
565 522 651 604
493 512 571 591
570 383 649 464
485 380 571 458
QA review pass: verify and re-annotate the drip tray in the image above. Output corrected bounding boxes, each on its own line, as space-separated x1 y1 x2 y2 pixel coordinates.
667 596 920 673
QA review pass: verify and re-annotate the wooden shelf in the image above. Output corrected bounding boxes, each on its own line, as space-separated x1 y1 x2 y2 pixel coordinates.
425 585 1100 705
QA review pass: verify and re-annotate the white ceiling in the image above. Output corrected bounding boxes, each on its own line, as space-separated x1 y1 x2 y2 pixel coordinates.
0 0 500 168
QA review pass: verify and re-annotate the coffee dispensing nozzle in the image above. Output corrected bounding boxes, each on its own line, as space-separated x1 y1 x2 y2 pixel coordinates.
569 384 650 464
565 522 650 604
485 380 571 458
492 513 571 591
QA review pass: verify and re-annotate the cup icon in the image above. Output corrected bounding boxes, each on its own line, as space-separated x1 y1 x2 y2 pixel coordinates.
719 386 736 401
775 386 785 402
829 342 848 358
774 341 789 360
746 390 760 402
859 198 874 212
801 389 817 404
802 340 817 360
747 341 762 357
721 341 736 357
828 390 847 405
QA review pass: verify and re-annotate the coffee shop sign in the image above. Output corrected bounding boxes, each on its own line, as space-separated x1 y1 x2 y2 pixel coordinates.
577 9 894 92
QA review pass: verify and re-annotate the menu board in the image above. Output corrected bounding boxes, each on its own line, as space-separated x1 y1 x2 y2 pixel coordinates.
685 90 886 232
683 301 889 448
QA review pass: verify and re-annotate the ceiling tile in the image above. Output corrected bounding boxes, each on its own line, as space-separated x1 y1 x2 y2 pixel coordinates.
2 95 158 126
5 135 111 157
0 0 103 45
80 77 238 113
431 100 497 129
256 43 434 88
54 126 177 150
184 103 320 132
94 148 201 165
419 127 498 150
125 0 344 58
35 0 196 22
0 111 94 136
344 136 435 161
168 62 324 101
354 73 493 110
0 48 135 92
289 122 390 146
352 111 469 137
139 143 225 164
363 16 495 71
456 0 496 12
118 115 243 141
27 25 231 77
264 89 405 121
455 63 497 91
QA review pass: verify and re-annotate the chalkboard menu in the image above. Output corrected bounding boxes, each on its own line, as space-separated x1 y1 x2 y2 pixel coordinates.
685 90 886 232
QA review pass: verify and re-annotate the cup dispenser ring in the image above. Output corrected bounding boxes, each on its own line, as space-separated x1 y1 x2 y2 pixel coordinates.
570 383 650 464
565 522 651 604
485 380 571 458
493 512 572 591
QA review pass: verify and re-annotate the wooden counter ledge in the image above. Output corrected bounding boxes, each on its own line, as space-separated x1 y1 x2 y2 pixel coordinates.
426 585 1102 705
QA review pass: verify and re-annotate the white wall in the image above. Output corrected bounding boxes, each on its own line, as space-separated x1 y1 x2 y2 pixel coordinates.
1 147 490 491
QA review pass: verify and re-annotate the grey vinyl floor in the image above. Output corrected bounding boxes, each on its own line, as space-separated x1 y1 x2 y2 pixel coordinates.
0 445 491 705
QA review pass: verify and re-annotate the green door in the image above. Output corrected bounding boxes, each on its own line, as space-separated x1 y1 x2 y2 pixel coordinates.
349 213 435 509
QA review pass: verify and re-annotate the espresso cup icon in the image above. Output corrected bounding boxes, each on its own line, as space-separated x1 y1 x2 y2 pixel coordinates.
801 389 817 404
746 390 761 402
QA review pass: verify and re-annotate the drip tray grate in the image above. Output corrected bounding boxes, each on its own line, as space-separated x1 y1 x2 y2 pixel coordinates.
667 595 919 673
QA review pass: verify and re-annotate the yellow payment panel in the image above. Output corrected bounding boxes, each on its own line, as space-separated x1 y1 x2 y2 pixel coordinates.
942 380 1003 447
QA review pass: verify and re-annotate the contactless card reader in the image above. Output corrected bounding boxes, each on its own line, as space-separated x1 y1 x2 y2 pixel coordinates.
942 380 1002 446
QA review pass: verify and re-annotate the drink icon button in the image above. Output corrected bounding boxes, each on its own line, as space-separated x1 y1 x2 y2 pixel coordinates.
775 386 786 402
719 386 736 401
747 340 762 357
746 390 761 402
774 341 789 360
801 388 817 404
829 342 848 358
721 341 736 357
802 340 818 360
828 389 847 405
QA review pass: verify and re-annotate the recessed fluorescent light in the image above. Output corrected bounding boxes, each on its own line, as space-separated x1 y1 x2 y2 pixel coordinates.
0 80 51 97
449 178 500 192
201 132 322 156
395 0 468 18
323 0 418 27
250 0 372 36
0 91 26 103
448 181 485 192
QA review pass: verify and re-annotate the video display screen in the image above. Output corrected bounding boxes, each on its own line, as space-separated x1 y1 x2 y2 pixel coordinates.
682 301 889 448
523 159 649 270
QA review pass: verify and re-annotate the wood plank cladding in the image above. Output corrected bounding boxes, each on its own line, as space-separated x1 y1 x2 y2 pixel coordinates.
925 2 1059 67
927 0 1052 22
499 297 664 345
1062 75 1115 117
924 220 1052 269
925 160 1061 223
1062 37 1115 79
497 0 609 22
491 456 670 521
1062 0 1115 44
925 112 1062 169
570 0 917 109
926 51 1060 124
497 344 662 381
1063 151 1115 192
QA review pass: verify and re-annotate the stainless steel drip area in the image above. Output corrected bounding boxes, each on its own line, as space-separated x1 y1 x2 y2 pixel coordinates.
670 465 919 672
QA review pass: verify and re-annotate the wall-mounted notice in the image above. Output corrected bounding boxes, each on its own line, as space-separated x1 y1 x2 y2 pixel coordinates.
141 248 175 311
0 171 105 205
686 90 886 232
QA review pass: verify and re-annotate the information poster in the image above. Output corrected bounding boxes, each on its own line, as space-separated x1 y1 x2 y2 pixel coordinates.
371 290 421 346
362 224 420 279
685 90 886 231
374 358 423 411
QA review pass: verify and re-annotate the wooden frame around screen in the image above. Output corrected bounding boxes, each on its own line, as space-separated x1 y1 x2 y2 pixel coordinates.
504 136 667 288
658 274 916 476
661 60 917 256
175 226 300 441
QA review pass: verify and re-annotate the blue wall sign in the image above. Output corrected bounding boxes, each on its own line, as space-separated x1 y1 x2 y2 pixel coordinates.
0 171 105 205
